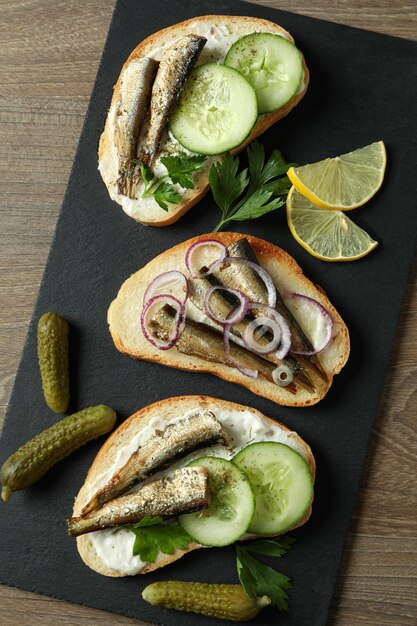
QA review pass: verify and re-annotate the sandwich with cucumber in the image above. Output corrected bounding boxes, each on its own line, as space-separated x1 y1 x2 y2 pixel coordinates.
68 396 315 576
108 233 350 407
99 15 309 225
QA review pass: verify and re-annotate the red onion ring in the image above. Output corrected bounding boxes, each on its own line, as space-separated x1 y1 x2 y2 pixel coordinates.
204 286 249 326
210 257 277 309
143 271 189 306
242 303 291 360
272 365 294 387
243 316 282 355
223 324 258 379
140 294 185 350
288 293 333 355
185 240 227 278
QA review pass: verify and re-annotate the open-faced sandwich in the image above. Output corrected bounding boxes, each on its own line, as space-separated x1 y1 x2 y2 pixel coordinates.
68 396 315 576
108 233 350 407
99 15 309 225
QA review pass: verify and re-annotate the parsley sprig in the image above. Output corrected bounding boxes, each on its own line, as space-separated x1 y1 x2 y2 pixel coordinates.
128 515 192 563
236 536 295 611
209 140 294 231
137 152 206 211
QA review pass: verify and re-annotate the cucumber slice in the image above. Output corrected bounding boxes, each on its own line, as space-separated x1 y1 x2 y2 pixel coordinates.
224 33 303 114
233 442 313 535
178 456 255 547
169 63 258 154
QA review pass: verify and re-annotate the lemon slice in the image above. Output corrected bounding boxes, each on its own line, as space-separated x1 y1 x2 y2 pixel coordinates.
287 141 386 210
287 186 378 261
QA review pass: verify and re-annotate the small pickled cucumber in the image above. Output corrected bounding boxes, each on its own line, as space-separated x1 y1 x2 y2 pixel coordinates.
37 312 70 413
0 405 116 502
142 581 270 622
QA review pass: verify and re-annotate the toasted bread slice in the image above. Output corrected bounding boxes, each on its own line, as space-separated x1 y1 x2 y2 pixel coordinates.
74 395 316 576
108 233 350 407
98 15 309 226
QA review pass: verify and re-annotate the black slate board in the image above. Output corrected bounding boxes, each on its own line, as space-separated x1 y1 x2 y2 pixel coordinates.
1 1 416 624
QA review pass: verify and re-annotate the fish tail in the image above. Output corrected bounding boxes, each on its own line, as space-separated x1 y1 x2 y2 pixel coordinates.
294 369 316 393
80 481 130 517
298 354 328 383
138 147 152 168
117 169 139 199
285 381 297 395
80 495 100 517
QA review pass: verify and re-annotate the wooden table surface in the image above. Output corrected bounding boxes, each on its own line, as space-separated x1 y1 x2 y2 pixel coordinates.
0 1 416 624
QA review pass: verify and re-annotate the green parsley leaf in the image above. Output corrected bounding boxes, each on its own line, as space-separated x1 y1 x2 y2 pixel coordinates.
230 189 284 222
247 143 290 191
236 545 292 611
153 182 182 211
246 139 266 191
137 161 155 186
138 153 204 209
160 153 207 189
258 148 291 183
129 521 192 563
209 155 249 214
130 515 163 528
244 536 296 558
209 140 292 231
264 177 292 197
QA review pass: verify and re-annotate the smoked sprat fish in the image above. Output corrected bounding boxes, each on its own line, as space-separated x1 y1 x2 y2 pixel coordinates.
67 467 210 537
188 272 315 392
115 56 159 198
139 34 207 167
217 238 328 382
150 305 297 394
81 410 230 516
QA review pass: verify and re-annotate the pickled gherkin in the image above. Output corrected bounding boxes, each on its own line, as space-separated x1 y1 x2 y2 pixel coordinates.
0 405 116 502
142 581 270 621
37 312 70 413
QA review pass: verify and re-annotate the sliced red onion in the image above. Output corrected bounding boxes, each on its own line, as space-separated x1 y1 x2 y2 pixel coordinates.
204 286 249 326
288 293 333 355
185 240 227 278
272 365 294 387
140 294 185 350
242 303 291 360
143 271 189 306
223 324 258 379
210 257 277 309
243 316 282 355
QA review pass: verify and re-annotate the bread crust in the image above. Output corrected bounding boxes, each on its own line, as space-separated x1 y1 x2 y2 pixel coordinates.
108 233 350 407
74 395 316 576
98 15 310 226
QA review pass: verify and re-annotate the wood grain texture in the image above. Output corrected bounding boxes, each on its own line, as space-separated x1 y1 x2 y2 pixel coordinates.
0 1 416 625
